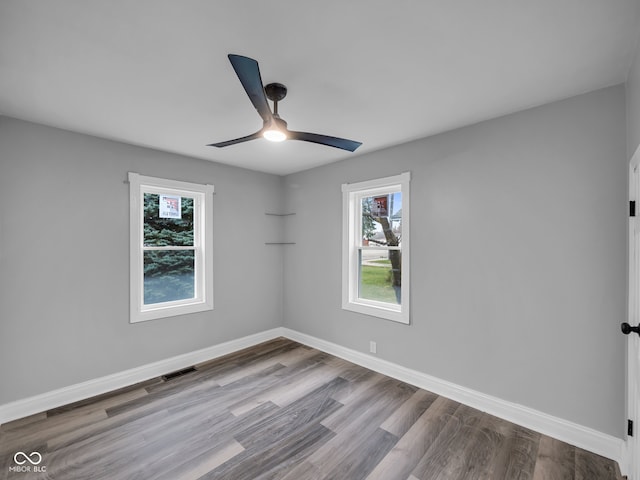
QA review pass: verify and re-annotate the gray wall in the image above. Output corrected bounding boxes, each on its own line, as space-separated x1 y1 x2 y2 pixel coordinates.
628 38 640 158
0 117 284 404
283 85 628 437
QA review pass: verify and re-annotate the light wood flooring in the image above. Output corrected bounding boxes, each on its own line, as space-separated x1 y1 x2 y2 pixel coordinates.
0 338 623 479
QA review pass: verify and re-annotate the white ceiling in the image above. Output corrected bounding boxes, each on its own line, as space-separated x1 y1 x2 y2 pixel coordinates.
1 1 639 175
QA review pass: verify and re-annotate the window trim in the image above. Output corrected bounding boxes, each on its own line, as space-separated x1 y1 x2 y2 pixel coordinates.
129 172 214 323
342 172 410 324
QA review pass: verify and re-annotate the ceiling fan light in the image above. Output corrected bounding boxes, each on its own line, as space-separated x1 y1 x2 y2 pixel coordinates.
263 129 287 142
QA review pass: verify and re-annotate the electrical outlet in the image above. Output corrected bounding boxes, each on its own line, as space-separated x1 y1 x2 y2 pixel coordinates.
369 341 377 354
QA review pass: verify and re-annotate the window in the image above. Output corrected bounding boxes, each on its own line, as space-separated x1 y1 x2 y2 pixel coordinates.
129 173 214 323
342 172 410 324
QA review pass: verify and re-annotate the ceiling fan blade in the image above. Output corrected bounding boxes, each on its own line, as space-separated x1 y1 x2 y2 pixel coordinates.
288 131 362 152
208 130 262 148
228 54 273 123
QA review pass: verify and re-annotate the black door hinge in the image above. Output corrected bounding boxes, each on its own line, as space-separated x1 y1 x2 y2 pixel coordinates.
631 201 636 217
628 419 634 437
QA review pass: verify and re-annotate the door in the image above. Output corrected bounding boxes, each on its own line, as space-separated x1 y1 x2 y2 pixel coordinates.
627 154 640 480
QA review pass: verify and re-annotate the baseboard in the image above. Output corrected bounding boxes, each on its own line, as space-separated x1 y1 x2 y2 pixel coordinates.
280 328 626 473
0 326 626 475
0 328 285 425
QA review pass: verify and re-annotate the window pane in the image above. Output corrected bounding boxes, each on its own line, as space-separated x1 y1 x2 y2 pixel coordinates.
144 250 195 305
361 192 402 248
358 248 401 305
143 193 194 247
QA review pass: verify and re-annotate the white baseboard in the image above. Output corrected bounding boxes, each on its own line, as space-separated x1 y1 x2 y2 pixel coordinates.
0 328 285 425
0 326 626 475
280 328 626 473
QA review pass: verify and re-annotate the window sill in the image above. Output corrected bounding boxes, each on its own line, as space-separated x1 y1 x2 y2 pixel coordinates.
131 301 213 324
342 301 409 324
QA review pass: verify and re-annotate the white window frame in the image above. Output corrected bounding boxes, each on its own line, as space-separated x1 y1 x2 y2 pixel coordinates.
129 172 214 323
342 172 410 324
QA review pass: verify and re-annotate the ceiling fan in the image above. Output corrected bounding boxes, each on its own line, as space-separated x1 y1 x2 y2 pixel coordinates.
208 54 362 152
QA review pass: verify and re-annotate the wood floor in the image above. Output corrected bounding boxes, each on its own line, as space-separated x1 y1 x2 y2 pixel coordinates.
0 338 622 480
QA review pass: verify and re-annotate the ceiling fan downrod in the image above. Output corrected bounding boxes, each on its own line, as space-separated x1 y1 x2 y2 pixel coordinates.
265 82 287 116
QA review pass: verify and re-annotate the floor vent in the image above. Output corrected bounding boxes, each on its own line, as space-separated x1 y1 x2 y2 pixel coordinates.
161 366 197 381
